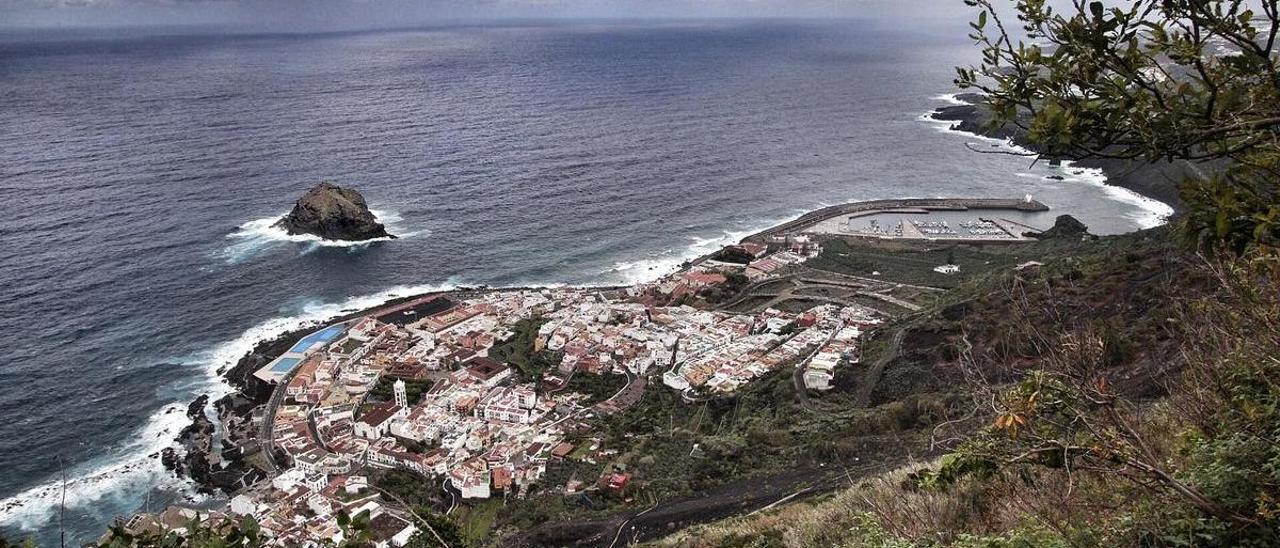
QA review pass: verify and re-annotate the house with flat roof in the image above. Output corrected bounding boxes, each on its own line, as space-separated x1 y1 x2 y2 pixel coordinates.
254 324 347 384
462 357 512 387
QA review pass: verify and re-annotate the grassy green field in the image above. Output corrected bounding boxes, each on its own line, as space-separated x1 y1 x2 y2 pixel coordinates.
804 238 1020 288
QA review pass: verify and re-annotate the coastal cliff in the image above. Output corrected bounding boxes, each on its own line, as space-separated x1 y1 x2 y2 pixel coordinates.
274 182 395 241
929 94 1210 212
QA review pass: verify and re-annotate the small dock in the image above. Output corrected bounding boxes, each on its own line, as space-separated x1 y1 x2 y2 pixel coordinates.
748 197 1051 244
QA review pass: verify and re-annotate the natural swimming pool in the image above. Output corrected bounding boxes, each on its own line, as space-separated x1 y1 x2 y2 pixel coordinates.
269 357 302 374
287 325 344 354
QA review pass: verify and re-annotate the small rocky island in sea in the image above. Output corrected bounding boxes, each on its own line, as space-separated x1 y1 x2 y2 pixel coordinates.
274 182 395 241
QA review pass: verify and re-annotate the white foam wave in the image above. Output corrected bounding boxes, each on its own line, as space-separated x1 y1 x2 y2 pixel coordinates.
0 401 200 533
919 97 1173 229
0 280 461 533
220 209 412 263
601 214 810 286
931 92 968 105
1051 162 1173 229
604 256 689 286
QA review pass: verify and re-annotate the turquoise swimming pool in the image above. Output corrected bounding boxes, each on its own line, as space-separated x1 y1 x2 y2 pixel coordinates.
269 357 302 373
288 325 344 354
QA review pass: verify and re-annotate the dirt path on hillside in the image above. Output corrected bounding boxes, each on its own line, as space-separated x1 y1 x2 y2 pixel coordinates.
502 447 919 547
854 327 907 408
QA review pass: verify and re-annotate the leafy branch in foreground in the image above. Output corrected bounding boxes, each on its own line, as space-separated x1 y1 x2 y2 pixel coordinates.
958 0 1280 253
922 253 1280 545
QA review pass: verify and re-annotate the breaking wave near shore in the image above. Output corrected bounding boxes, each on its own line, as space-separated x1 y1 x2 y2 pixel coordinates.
600 212 813 286
0 401 202 535
921 93 1175 229
219 209 413 264
0 281 458 537
0 23 1188 545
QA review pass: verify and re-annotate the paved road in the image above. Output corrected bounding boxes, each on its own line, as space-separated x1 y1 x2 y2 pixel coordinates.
306 409 334 453
607 503 659 548
792 323 842 412
718 274 928 317
797 274 944 293
715 275 800 310
371 486 452 548
441 478 459 515
529 458 904 548
256 322 349 476
257 377 290 475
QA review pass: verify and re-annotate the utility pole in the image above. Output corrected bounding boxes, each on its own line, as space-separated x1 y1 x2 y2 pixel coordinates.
58 456 66 548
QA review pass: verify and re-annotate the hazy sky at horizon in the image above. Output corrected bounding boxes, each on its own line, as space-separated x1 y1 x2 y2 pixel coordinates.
0 0 984 32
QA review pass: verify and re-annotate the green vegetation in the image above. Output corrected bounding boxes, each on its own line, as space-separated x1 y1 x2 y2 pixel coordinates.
487 318 561 383
563 371 629 405
83 3 1280 546
455 499 503 545
699 271 750 304
371 469 443 509
656 247 1280 547
960 0 1280 254
369 470 465 547
648 2 1280 537
368 376 432 406
493 360 961 538
805 238 1017 288
404 513 465 548
709 247 756 265
96 517 265 547
927 256 1280 544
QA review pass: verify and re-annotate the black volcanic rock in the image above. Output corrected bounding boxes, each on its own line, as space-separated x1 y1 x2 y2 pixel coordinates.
274 182 395 241
928 95 1205 212
1027 215 1094 241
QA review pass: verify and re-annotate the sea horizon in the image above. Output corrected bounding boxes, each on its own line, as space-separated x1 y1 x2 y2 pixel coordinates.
0 19 1173 545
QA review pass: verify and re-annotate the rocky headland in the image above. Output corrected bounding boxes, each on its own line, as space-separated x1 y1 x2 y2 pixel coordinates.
274 182 395 241
930 93 1215 212
1026 214 1095 241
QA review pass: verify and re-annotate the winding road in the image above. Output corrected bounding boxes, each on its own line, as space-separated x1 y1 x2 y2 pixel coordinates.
854 327 908 408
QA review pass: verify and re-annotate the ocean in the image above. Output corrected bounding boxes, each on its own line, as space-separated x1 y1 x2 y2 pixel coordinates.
0 20 1171 544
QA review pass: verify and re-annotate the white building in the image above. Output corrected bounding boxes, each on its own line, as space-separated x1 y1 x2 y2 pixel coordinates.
452 471 491 499
803 368 834 391
393 379 407 408
662 371 690 391
272 468 305 492
355 403 407 440
228 494 260 516
304 472 328 493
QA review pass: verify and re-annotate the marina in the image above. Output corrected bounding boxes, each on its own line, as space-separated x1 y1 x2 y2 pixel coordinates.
763 198 1053 244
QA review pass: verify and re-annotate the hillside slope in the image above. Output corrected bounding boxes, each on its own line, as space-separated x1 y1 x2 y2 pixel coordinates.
647 229 1280 547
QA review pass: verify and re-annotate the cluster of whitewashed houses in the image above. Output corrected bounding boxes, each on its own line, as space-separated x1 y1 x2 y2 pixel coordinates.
802 308 881 390
202 242 874 545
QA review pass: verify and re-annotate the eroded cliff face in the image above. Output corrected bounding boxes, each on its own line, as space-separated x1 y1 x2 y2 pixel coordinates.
274 182 394 241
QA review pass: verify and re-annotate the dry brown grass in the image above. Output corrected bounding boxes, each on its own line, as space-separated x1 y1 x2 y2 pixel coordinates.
649 461 998 548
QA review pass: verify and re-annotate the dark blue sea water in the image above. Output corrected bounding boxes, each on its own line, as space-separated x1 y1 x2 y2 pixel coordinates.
0 20 1169 544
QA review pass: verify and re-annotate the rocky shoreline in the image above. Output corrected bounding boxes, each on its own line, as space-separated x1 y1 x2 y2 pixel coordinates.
929 93 1206 213
164 191 1086 498
159 100 1174 503
274 182 395 242
164 285 627 495
162 289 441 494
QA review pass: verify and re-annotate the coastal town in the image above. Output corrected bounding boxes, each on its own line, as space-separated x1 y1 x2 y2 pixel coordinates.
218 277 880 541
11 4 1256 547
113 198 1052 546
